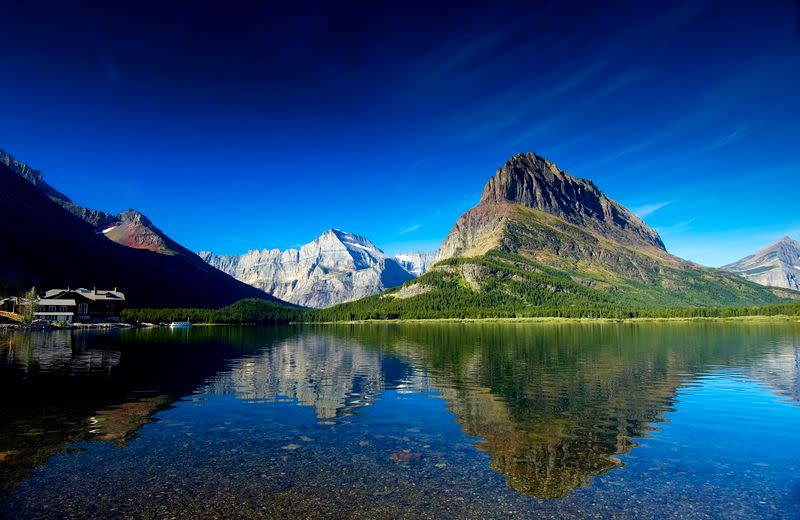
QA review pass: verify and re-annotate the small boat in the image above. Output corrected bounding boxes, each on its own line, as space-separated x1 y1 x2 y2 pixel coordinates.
169 321 192 328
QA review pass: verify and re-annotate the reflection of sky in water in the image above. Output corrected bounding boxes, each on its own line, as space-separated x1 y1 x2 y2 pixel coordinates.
1 323 799 518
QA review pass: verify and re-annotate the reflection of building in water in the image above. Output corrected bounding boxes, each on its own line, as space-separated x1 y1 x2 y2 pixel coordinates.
0 331 121 374
202 335 428 419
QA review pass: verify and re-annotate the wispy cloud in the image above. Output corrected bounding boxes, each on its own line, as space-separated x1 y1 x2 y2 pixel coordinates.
632 200 674 218
399 224 422 234
698 125 749 154
655 218 695 235
510 70 646 146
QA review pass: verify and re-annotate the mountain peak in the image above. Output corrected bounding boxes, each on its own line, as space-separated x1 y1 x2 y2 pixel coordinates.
202 229 413 308
477 152 665 250
119 209 151 225
723 235 800 291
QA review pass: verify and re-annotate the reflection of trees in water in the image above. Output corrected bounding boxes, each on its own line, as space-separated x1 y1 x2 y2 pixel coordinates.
0 326 293 496
321 322 800 498
202 334 430 419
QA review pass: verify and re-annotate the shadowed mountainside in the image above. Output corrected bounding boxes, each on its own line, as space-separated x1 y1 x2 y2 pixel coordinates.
0 158 283 308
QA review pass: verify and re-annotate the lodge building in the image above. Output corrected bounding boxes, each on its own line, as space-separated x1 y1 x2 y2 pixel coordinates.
35 288 125 323
1 288 126 323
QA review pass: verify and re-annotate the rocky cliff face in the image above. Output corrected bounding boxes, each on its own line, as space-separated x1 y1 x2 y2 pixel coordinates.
393 251 436 276
200 229 415 308
0 147 71 202
723 236 800 290
438 152 664 261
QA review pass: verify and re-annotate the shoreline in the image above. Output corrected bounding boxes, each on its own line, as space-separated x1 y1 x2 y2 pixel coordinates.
0 322 138 332
308 315 800 325
3 315 798 331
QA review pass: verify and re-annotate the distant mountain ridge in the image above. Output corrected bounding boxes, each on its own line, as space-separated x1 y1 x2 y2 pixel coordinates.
393 251 436 276
0 148 280 308
723 236 800 290
200 229 415 308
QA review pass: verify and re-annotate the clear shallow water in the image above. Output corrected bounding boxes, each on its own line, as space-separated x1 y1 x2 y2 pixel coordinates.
0 323 799 519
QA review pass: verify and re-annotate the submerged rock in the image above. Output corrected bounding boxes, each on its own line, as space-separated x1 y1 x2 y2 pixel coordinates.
389 451 421 462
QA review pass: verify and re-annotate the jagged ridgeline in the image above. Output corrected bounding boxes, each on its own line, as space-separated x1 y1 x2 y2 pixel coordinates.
316 153 797 319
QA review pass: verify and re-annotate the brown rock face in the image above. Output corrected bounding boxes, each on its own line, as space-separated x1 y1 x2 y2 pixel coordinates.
103 210 181 255
479 152 664 249
437 152 665 262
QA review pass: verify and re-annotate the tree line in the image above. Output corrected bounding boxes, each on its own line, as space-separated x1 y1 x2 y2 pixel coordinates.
122 298 800 324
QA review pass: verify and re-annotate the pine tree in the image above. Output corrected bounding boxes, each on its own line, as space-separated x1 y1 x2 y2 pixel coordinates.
22 287 38 323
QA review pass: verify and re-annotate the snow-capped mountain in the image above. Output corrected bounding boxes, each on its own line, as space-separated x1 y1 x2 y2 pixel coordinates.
200 229 414 308
393 251 436 276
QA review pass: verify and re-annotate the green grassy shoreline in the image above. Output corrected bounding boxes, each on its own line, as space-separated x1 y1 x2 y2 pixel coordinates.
311 314 800 325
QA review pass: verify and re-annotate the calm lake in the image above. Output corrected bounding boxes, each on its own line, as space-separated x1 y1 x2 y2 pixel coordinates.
1 322 799 519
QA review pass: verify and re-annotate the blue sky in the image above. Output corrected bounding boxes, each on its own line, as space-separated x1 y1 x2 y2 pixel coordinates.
1 1 798 266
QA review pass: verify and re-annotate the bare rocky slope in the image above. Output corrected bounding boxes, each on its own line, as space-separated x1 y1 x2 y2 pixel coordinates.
723 236 800 290
200 230 414 308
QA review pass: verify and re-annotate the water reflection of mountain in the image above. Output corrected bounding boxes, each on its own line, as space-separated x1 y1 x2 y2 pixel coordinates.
202 334 429 419
1 322 798 502
0 326 293 496
318 322 800 498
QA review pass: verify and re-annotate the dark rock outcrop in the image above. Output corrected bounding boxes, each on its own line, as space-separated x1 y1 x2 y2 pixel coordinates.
479 152 664 249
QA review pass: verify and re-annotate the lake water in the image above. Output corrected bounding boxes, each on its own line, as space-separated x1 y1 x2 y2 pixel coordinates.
1 322 799 519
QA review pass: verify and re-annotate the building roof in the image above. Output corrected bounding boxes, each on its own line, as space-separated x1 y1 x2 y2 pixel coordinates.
37 299 77 306
44 288 125 301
